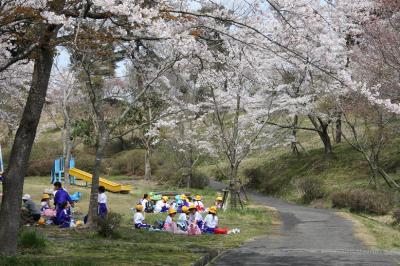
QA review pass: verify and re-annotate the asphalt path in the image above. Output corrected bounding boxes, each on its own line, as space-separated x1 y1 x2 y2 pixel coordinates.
210 181 400 266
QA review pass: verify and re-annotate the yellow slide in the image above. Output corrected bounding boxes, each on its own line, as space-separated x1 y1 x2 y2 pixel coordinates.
69 168 131 193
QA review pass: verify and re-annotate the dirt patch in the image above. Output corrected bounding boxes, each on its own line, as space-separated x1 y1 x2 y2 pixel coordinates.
336 211 377 248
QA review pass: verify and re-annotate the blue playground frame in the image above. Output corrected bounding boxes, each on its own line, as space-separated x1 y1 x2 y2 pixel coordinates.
51 157 76 185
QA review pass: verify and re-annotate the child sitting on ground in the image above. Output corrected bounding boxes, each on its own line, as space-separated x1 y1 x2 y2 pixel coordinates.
215 196 223 209
40 194 51 212
21 194 41 225
203 206 218 233
163 208 178 233
98 186 107 218
155 196 170 213
177 206 189 231
194 195 205 212
189 204 204 229
57 201 72 228
133 204 150 229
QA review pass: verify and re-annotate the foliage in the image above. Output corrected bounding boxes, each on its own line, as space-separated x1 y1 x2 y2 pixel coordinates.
18 230 47 252
392 208 400 226
97 212 122 239
331 189 392 215
296 177 326 204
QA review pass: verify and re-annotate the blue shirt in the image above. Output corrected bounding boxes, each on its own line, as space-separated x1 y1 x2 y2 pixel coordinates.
54 188 72 209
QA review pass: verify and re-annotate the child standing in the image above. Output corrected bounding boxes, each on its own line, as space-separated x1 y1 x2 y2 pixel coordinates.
133 204 150 229
203 206 218 233
98 186 107 218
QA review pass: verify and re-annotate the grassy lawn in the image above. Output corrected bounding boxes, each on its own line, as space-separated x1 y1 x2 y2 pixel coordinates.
0 176 273 266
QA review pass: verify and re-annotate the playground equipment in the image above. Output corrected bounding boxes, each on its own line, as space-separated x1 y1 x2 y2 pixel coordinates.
0 144 3 181
51 157 76 184
68 168 131 193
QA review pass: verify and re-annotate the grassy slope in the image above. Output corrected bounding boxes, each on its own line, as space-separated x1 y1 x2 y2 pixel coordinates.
0 176 273 266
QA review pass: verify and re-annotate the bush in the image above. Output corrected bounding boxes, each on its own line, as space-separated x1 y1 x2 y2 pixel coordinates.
331 189 392 215
331 191 351 209
97 212 122 238
297 177 326 204
18 230 47 251
189 171 210 189
392 208 400 225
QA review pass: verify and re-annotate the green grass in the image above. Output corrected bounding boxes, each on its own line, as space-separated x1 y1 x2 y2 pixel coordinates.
0 176 273 266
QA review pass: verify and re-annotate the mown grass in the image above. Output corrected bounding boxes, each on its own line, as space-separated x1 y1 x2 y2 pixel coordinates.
0 176 273 266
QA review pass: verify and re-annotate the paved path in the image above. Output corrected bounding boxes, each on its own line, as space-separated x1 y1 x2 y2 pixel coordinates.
210 182 400 266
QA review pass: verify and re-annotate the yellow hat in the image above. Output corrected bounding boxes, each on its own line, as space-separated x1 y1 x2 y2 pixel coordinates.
76 220 83 226
209 206 217 214
216 196 223 201
168 208 177 215
136 204 143 211
42 194 50 200
189 203 196 210
37 218 45 225
195 195 202 201
182 206 189 213
180 194 187 200
162 196 169 201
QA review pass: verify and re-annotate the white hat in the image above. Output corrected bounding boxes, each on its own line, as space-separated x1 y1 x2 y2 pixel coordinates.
22 194 31 200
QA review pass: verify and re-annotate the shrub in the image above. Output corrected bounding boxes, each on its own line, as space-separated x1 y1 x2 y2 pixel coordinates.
297 177 326 204
97 212 122 238
189 171 210 189
392 208 400 225
331 191 351 209
331 189 392 215
18 230 47 251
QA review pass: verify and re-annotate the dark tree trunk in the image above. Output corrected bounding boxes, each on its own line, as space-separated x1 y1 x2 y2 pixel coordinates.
291 115 300 155
309 115 333 154
86 128 108 227
0 27 57 255
335 112 342 144
319 126 333 154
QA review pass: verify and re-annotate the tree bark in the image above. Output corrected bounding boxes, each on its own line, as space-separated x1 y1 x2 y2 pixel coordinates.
86 128 108 227
308 115 333 154
0 26 57 254
144 145 151 180
62 102 72 187
335 112 342 144
291 115 300 155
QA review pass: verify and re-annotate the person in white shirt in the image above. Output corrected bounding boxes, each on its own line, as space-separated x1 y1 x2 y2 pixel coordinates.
203 206 218 233
194 195 205 212
164 208 178 233
133 204 150 229
188 204 204 229
98 186 107 218
155 196 170 213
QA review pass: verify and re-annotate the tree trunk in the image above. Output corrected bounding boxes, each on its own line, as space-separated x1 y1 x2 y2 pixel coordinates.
144 145 151 180
62 103 72 187
0 28 57 255
335 112 342 144
308 115 333 154
86 128 108 227
291 115 300 155
229 164 239 209
319 127 333 154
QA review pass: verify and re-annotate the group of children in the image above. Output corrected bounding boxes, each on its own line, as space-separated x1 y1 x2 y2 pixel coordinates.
20 183 234 235
134 194 228 235
21 182 107 228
